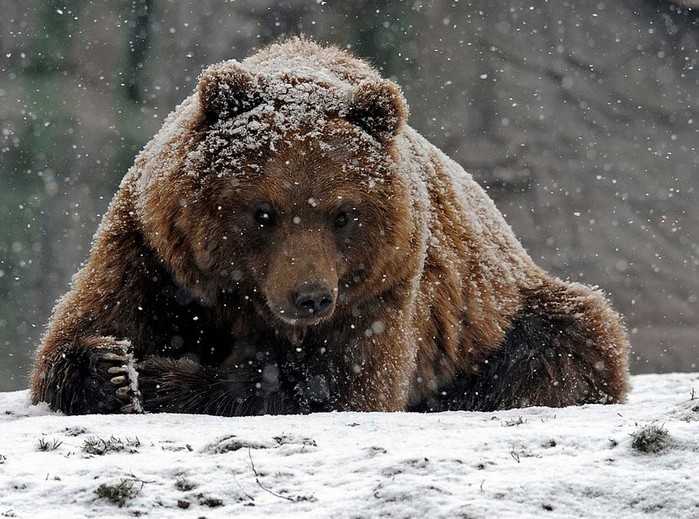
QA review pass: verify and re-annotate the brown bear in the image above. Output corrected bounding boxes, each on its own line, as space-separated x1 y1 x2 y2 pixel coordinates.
30 38 630 416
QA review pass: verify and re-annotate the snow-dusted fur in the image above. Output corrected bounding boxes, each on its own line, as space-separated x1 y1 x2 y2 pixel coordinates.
30 38 629 416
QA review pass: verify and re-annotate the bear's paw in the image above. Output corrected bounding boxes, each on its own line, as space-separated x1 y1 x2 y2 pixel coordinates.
86 340 143 414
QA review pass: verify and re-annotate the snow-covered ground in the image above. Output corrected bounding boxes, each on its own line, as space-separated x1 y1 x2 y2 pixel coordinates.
1 373 697 518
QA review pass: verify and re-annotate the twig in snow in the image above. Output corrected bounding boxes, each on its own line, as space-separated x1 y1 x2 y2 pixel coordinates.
233 472 255 502
247 448 295 502
510 447 521 463
503 416 525 427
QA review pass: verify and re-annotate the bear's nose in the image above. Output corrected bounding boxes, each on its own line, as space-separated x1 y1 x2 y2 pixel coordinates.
293 283 335 318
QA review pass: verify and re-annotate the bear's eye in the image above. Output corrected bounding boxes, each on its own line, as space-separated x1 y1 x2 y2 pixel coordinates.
254 203 275 227
333 210 349 229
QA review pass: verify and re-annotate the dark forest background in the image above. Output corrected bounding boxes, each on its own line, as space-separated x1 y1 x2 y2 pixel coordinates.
1 1 697 391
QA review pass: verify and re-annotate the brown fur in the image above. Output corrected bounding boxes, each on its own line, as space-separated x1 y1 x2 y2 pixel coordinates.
30 39 630 415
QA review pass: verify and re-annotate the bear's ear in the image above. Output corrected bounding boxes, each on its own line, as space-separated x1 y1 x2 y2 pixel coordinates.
345 80 408 144
198 61 263 123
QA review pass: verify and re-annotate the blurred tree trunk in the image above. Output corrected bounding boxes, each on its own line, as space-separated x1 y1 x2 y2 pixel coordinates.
126 0 155 103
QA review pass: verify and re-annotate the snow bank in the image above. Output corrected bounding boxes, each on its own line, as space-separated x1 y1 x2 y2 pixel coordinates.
1 373 697 518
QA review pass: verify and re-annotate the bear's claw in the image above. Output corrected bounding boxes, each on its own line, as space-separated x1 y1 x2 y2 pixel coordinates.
88 341 143 414
101 352 128 362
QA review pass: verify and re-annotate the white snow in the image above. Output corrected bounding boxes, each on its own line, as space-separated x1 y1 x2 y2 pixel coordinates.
1 373 697 518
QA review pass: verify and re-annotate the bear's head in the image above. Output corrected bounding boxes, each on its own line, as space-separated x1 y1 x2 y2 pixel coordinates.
139 54 418 336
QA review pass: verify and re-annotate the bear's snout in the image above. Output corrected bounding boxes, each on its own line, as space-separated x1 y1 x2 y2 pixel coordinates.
293 282 335 319
264 279 337 326
261 230 341 327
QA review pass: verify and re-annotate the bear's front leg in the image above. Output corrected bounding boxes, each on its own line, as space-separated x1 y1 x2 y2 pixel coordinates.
31 337 142 415
427 280 630 411
137 356 296 416
328 305 418 412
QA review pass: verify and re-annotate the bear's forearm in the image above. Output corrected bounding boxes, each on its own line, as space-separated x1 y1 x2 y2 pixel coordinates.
137 356 296 416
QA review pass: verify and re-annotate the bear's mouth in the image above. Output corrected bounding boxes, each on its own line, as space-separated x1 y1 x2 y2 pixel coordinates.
267 305 335 328
267 305 335 346
253 294 336 340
